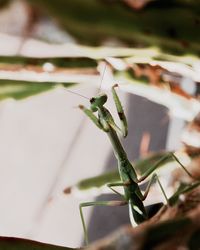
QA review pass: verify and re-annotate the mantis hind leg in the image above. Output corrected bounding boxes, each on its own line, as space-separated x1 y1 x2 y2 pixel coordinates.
137 152 200 206
142 173 200 207
79 200 127 245
138 152 195 182
142 173 169 204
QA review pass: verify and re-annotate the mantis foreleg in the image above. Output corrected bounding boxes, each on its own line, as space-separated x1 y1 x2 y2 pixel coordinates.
79 105 104 130
111 84 128 137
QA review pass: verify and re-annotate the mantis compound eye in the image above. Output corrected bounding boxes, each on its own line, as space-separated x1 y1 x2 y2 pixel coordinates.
90 97 95 103
90 98 98 112
90 94 107 112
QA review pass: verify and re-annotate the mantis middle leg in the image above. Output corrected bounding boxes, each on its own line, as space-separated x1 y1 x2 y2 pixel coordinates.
79 200 127 245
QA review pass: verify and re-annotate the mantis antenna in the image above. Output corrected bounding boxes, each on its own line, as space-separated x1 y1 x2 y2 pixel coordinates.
64 63 107 99
98 63 107 93
66 89 90 100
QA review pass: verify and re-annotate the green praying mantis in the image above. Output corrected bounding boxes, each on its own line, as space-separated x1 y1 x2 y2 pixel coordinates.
76 84 200 245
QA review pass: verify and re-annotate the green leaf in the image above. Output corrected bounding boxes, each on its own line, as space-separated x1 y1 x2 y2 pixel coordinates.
77 170 120 191
28 0 200 55
0 81 75 100
0 56 97 68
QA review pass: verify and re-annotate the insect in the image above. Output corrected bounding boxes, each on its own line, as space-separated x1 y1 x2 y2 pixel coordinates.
78 84 200 245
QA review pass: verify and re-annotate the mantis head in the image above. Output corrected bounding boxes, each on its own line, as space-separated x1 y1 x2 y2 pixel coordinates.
90 93 107 112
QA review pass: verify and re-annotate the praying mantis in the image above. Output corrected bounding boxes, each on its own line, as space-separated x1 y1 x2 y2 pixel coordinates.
77 84 200 245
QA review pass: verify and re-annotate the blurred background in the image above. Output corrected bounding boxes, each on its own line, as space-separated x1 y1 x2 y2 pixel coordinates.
0 0 199 248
